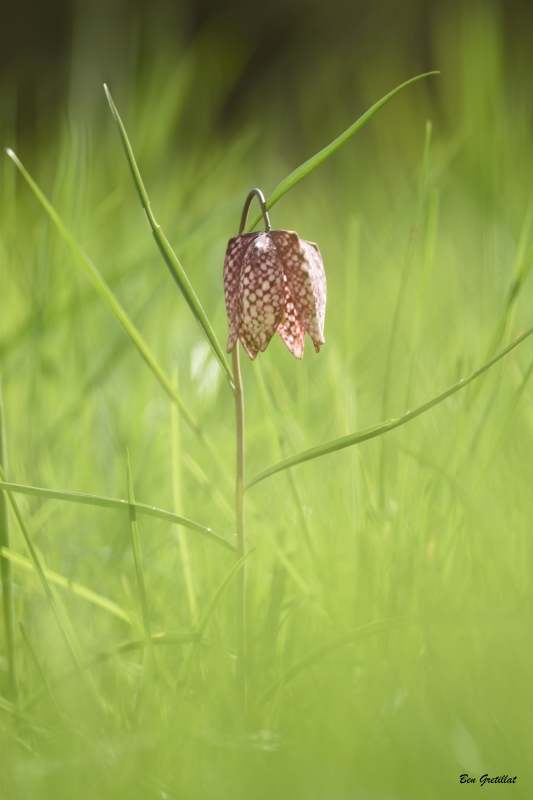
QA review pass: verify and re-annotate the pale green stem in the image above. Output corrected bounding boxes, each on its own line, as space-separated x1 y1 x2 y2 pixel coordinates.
232 345 246 713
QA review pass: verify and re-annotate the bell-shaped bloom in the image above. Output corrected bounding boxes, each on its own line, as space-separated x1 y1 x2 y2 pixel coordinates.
223 230 326 359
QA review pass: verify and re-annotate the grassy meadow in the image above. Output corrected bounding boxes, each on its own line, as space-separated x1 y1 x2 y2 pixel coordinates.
1 3 533 797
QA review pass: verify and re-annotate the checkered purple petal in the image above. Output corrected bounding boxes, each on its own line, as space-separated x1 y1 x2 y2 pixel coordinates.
223 233 260 353
237 233 285 360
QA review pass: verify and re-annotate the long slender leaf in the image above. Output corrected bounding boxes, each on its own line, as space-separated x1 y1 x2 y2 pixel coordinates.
260 615 421 705
4 148 229 477
247 324 533 488
103 86 234 388
2 546 134 625
245 72 439 232
0 480 236 552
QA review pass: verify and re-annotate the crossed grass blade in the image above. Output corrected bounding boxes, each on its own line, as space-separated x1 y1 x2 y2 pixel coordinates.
259 614 422 706
22 631 235 712
245 72 439 232
0 465 107 718
103 85 234 388
4 148 230 479
2 546 135 626
0 480 237 552
19 621 69 732
247 324 533 488
0 692 62 734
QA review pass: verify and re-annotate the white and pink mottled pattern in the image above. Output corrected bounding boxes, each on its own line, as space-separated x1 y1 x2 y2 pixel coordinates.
223 229 326 360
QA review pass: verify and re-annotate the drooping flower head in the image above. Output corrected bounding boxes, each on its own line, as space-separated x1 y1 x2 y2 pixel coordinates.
223 189 326 360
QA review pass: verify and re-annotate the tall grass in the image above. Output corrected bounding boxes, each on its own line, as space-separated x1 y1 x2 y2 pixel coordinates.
1 4 533 798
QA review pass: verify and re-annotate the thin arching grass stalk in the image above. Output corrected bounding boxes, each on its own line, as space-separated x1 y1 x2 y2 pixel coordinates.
0 378 17 703
244 74 439 232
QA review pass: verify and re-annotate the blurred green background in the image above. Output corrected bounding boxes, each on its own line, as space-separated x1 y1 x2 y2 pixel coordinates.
1 0 533 798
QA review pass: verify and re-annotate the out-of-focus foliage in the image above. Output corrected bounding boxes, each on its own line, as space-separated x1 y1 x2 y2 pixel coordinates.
1 1 533 798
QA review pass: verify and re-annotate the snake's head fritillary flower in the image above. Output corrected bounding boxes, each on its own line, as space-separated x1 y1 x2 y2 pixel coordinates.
223 228 327 360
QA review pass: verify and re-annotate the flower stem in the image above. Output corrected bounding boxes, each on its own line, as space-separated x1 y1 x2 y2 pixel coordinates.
230 188 270 713
232 345 246 713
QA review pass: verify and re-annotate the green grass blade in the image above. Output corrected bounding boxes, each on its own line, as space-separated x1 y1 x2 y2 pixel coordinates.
4 148 227 466
0 692 61 733
0 465 105 716
260 614 421 705
171 367 198 624
0 480 236 552
484 205 533 360
126 453 156 674
19 622 68 731
2 547 134 625
245 72 439 231
247 324 533 488
177 549 254 688
464 206 533 412
182 453 235 522
0 378 17 702
103 85 234 388
378 120 434 505
404 186 440 410
253 361 322 569
23 631 235 712
472 355 533 492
